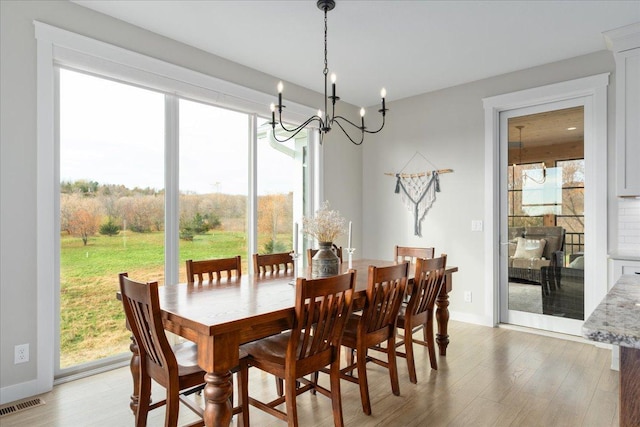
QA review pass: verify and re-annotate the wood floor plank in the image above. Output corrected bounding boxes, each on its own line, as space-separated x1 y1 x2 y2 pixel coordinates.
0 321 619 427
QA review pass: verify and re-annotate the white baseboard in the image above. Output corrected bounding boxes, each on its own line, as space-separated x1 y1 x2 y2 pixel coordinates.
0 379 44 406
449 310 494 327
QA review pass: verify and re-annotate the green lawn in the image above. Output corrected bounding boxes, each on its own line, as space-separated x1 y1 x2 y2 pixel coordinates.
60 230 288 368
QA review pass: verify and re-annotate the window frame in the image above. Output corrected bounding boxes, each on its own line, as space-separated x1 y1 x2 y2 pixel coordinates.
36 21 319 382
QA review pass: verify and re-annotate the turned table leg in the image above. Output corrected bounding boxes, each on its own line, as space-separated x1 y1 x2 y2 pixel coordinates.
128 332 141 414
435 272 452 356
203 371 233 427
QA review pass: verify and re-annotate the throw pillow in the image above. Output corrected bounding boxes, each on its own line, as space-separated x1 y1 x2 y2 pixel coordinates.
513 237 546 259
568 255 584 269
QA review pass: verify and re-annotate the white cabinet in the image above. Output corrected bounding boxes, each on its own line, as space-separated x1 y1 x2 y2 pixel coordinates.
610 259 640 287
605 23 640 197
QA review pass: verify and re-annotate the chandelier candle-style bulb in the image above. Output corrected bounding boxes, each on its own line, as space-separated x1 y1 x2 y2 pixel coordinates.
381 88 387 112
331 73 337 101
270 103 276 124
360 107 365 129
277 81 283 110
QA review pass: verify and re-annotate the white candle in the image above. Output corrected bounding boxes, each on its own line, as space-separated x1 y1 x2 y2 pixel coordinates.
348 221 352 249
293 222 298 253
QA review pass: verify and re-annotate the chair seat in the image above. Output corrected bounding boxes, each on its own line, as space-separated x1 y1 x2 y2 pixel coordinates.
173 342 203 377
395 306 428 330
242 332 291 364
243 332 324 367
341 314 362 342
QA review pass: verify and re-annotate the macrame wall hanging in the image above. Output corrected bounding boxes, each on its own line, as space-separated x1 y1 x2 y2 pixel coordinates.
385 152 453 236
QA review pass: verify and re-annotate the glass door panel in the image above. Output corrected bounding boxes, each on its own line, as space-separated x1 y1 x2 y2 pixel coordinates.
59 69 165 370
178 99 249 280
502 105 585 333
255 120 307 256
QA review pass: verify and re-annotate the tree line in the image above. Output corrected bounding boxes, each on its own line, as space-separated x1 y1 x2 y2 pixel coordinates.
61 180 292 250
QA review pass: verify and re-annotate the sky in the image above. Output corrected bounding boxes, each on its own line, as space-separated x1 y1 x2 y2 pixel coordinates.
59 68 296 196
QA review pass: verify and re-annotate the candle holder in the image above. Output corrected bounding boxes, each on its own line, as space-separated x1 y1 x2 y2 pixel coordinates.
345 248 356 269
289 252 302 285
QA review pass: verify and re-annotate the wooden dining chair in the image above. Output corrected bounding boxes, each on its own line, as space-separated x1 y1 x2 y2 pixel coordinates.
253 252 294 275
186 256 241 283
307 244 343 265
394 245 435 263
119 272 249 427
336 262 408 415
394 254 447 383
241 271 356 427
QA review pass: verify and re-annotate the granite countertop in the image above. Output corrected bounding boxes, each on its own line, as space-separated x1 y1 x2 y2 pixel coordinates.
582 274 640 349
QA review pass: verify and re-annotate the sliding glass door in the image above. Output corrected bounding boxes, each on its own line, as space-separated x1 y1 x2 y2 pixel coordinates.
58 69 165 370
57 68 311 375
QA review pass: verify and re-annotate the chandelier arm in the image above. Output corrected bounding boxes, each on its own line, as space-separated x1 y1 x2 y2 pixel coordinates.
362 114 386 134
277 111 322 134
271 116 322 143
332 119 364 145
331 115 363 130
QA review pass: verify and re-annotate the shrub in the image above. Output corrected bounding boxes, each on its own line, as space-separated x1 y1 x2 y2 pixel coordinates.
99 218 120 236
263 239 287 254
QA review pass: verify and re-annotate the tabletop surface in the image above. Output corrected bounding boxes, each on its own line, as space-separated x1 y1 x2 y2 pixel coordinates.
158 259 457 336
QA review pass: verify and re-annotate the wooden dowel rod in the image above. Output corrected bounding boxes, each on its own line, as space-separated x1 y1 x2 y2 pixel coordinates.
384 169 454 177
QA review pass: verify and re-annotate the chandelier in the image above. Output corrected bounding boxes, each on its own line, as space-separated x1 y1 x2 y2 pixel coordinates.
268 0 387 145
514 125 546 184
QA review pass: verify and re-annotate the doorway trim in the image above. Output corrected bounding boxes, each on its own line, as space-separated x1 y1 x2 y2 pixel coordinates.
482 73 609 329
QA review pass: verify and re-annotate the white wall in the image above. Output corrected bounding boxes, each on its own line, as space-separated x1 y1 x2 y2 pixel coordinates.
362 51 617 325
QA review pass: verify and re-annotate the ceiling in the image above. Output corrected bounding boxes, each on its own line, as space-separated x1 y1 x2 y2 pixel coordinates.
71 0 640 107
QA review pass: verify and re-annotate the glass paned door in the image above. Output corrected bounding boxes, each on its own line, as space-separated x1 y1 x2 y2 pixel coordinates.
58 69 165 370
501 105 585 334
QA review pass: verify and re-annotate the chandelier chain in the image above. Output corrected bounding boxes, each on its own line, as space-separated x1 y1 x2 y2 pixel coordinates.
323 8 328 76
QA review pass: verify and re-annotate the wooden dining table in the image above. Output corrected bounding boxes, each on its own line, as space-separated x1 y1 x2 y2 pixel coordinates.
122 258 457 427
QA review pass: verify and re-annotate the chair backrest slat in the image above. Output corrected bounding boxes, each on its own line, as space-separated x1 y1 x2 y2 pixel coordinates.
253 252 294 275
119 273 176 373
361 263 408 334
186 256 242 283
394 246 435 263
289 272 355 361
409 255 447 317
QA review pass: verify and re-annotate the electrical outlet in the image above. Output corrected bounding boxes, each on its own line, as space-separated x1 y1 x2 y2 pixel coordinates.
14 344 29 364
464 291 472 303
471 220 483 232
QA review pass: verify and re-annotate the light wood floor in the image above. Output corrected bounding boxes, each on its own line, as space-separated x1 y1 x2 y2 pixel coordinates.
0 321 619 426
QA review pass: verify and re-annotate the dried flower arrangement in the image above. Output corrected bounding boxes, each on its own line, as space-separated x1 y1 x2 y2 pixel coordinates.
302 201 346 243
